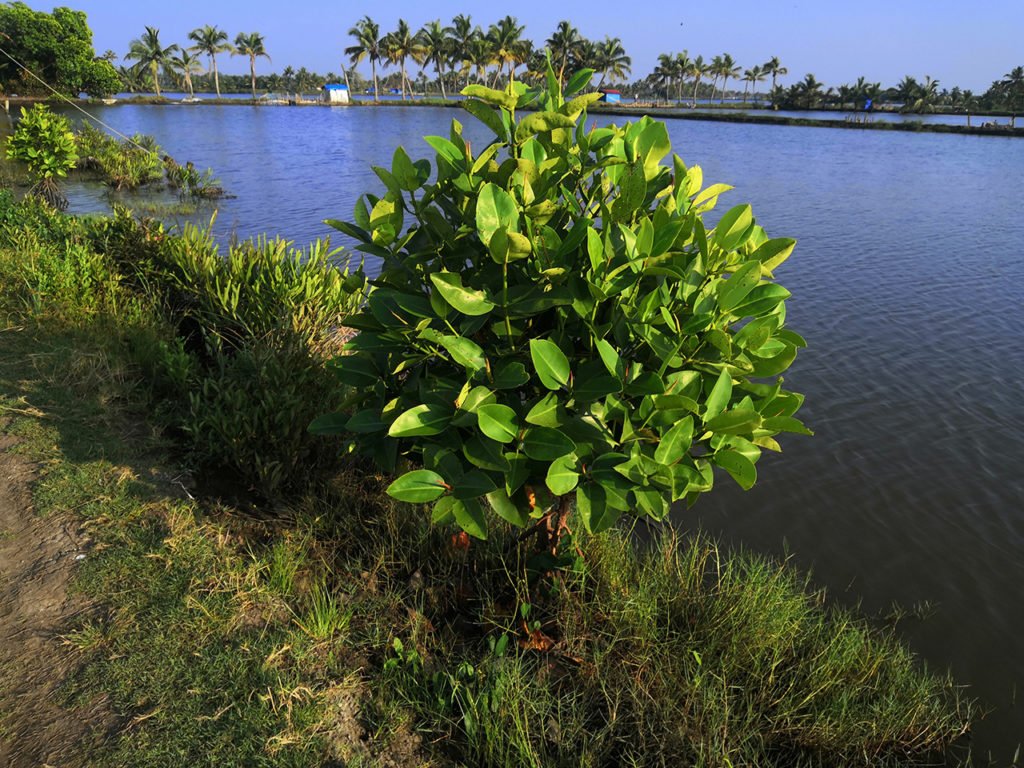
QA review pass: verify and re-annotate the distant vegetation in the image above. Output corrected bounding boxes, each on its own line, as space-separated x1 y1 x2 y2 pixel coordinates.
0 4 1020 118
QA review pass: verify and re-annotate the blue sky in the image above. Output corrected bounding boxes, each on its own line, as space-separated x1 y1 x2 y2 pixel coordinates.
23 0 1024 92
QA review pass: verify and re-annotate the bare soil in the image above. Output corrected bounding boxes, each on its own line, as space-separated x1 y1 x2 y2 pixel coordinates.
0 433 113 767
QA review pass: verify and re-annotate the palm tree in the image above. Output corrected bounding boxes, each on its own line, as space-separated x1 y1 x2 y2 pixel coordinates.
741 66 764 103
546 20 583 85
382 19 418 99
719 54 741 102
466 37 494 84
449 14 476 89
708 55 723 102
418 20 452 98
763 56 788 99
169 49 204 99
654 53 677 103
487 16 526 85
232 32 270 100
1001 66 1024 127
345 16 383 101
116 63 146 93
795 73 824 109
125 26 178 98
689 55 708 107
188 25 232 97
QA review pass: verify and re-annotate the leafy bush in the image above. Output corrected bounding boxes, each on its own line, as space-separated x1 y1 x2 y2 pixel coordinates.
316 64 810 542
6 104 79 208
75 123 164 190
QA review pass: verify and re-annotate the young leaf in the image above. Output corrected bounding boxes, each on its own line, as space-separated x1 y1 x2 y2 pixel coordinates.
476 183 519 245
704 370 733 421
654 417 694 465
522 427 576 461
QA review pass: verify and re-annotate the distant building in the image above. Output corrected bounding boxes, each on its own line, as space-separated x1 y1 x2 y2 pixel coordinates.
599 89 622 104
322 84 350 104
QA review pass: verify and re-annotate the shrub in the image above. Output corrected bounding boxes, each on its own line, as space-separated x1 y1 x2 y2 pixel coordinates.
315 63 810 543
5 104 79 208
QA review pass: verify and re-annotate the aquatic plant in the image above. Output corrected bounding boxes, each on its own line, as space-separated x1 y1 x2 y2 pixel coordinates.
5 104 79 209
315 60 810 546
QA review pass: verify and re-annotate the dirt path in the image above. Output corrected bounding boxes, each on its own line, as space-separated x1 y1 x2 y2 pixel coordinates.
0 433 111 766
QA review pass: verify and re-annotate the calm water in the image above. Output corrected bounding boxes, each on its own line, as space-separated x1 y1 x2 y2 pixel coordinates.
56 103 1024 759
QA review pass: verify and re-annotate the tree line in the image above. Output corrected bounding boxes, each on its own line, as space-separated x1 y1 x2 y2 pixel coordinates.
0 4 1021 118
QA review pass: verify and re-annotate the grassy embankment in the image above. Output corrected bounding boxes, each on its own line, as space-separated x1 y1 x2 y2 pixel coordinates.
0 192 973 766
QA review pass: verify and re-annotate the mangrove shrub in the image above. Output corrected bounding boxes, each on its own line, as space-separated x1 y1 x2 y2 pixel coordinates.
316 63 809 541
6 104 79 209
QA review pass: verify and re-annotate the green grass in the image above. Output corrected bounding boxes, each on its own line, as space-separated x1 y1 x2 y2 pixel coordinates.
0 197 974 766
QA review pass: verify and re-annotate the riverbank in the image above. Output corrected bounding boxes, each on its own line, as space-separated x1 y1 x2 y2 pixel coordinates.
0 193 973 766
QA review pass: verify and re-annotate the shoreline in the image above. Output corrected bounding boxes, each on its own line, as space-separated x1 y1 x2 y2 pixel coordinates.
4 94 1021 139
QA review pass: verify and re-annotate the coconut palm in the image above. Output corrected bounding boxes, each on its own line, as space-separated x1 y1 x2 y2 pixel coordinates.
795 73 824 109
763 56 788 96
125 26 178 98
345 16 383 101
169 49 204 99
654 53 677 102
689 55 708 107
1001 66 1024 126
382 19 418 99
741 66 765 103
487 15 526 85
547 20 584 85
719 53 741 102
708 55 723 102
116 63 147 93
449 14 476 88
232 32 270 100
187 25 232 97
466 36 494 84
417 20 452 98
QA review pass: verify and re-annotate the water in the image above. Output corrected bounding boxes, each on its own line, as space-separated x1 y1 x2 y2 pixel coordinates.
56 103 1024 759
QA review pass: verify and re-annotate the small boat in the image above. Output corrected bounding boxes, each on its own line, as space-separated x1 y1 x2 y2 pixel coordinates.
181 97 203 104
102 98 117 105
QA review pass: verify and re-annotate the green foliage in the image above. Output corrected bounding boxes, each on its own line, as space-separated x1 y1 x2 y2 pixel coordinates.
6 104 79 182
75 124 165 190
0 2 121 96
320 62 809 540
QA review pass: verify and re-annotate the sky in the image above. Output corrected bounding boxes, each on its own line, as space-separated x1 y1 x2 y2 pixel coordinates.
21 0 1024 93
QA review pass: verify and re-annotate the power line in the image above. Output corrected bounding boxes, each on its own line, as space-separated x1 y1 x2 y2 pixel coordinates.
0 33 158 156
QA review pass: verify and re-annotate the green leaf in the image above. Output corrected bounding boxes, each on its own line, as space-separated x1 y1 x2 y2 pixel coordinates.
530 339 571 390
326 355 378 387
515 111 577 143
596 339 624 379
573 375 621 402
437 334 487 372
452 498 488 539
493 360 529 389
546 454 580 496
705 408 761 435
431 496 456 524
453 470 499 499
388 404 451 437
704 370 733 421
752 237 797 274
717 261 762 312
714 204 754 251
691 182 733 209
522 427 576 460
462 84 518 111
463 435 510 471
307 412 349 436
476 183 519 245
762 415 814 436
344 409 388 433
392 146 420 191
387 470 448 503
424 135 465 165
577 483 619 534
430 272 496 316
564 68 595 96
712 450 757 491
461 99 508 139
525 393 563 427
486 489 529 527
654 417 694 464
476 403 519 443
611 160 646 221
